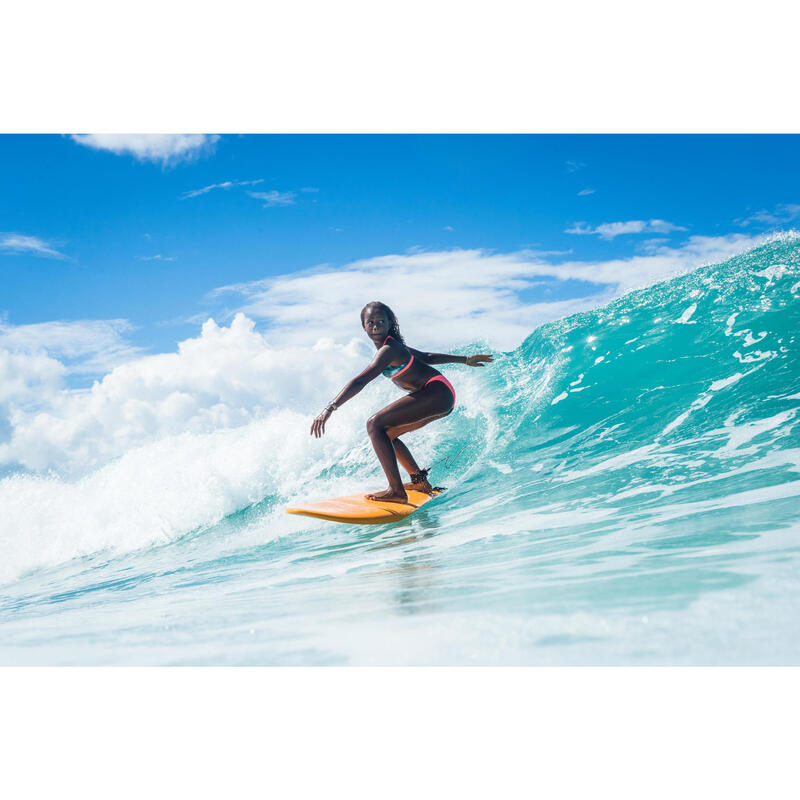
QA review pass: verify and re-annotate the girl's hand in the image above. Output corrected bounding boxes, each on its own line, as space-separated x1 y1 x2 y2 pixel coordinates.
311 408 333 438
466 353 494 367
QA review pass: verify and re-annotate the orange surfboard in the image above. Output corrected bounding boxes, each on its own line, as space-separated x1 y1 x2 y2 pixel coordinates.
286 486 444 524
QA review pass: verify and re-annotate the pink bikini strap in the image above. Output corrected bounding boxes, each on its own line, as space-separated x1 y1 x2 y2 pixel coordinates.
392 354 414 378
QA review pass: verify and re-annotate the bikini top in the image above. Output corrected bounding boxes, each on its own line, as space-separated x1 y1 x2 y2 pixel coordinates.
381 335 414 378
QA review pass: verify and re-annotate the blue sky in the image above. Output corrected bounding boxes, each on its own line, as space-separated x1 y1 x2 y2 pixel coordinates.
2 134 799 376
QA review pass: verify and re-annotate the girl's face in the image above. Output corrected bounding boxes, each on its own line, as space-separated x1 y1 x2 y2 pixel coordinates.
363 307 389 339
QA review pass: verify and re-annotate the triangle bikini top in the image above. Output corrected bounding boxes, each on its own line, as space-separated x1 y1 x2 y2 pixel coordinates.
381 335 414 378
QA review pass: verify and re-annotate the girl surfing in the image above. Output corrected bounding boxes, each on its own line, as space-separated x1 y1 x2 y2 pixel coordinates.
310 301 494 504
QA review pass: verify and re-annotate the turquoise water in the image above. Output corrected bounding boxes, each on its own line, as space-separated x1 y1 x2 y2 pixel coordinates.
2 236 800 664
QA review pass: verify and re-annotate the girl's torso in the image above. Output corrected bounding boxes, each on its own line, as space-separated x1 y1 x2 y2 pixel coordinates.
380 335 440 391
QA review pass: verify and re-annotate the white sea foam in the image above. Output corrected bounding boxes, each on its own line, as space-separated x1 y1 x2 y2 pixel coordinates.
0 410 355 583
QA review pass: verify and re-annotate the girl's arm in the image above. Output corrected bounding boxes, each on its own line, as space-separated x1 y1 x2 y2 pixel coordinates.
310 346 393 438
407 346 466 365
330 351 390 406
408 347 494 367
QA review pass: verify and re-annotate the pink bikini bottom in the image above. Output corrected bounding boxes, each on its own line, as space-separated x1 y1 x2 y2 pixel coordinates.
423 374 456 405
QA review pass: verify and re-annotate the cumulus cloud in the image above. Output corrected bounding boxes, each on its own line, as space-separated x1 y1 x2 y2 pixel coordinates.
0 315 371 476
247 189 297 207
181 178 264 199
0 349 65 414
736 203 800 227
70 134 219 165
566 218 688 240
0 233 67 259
0 317 144 469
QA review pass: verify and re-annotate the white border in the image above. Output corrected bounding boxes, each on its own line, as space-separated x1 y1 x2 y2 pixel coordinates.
3 1 800 132
1 668 797 799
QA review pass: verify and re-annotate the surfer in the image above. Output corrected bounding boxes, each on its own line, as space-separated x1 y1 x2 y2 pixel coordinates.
310 301 493 504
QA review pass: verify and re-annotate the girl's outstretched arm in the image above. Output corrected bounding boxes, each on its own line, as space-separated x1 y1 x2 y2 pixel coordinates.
310 345 394 438
407 347 494 367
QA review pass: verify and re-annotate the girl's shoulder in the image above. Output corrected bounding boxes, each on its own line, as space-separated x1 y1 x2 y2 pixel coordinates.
385 335 411 353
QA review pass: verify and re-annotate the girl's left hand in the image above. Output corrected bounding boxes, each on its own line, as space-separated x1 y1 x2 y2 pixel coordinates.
466 353 494 367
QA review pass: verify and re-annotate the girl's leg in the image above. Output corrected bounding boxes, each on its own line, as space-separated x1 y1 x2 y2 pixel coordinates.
365 421 405 501
391 437 420 476
365 382 453 503
390 437 432 493
393 439 432 493
390 416 449 493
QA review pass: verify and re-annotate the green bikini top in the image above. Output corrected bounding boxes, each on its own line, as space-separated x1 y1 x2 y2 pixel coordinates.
381 335 415 378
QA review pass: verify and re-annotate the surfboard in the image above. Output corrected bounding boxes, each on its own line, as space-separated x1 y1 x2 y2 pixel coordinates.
286 486 444 524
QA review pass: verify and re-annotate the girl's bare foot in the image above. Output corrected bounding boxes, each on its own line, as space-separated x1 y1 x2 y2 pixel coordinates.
366 488 409 504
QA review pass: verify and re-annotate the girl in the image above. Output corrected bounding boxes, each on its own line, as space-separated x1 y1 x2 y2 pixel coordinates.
310 301 494 504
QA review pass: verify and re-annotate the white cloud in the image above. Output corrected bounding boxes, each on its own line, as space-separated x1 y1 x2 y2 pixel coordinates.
566 160 586 172
566 218 688 240
181 178 264 199
736 203 800 227
139 254 175 261
70 134 219 165
0 318 142 376
0 317 145 475
443 225 454 232
182 184 304 206
0 233 67 259
519 248 574 257
247 190 297 207
578 188 595 196
211 232 761 352
638 237 670 252
648 219 688 234
0 348 65 414
0 314 369 476
566 220 645 237
552 233 760 289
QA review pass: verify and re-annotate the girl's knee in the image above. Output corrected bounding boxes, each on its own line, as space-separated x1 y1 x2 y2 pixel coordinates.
366 414 386 435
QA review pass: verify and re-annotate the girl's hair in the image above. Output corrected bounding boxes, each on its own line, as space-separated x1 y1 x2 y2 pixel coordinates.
360 301 406 345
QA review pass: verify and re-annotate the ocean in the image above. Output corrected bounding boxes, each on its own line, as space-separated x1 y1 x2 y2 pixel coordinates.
1 235 799 664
